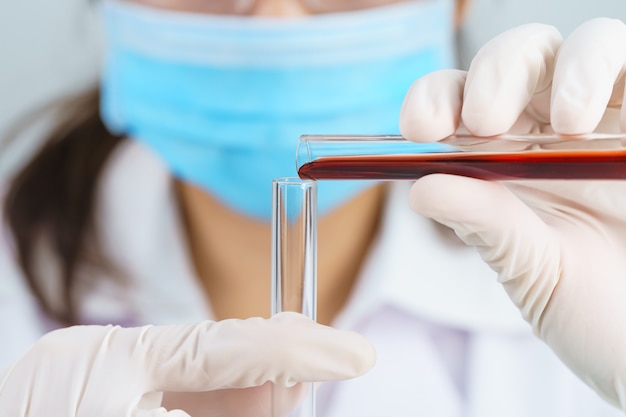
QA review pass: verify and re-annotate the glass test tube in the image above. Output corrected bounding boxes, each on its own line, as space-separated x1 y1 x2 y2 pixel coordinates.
271 177 317 417
296 133 626 180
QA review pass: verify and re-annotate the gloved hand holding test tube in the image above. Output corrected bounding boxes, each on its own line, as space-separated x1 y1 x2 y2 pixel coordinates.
300 18 626 412
0 177 371 417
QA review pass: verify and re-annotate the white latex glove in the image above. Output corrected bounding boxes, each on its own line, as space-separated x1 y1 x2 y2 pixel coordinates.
0 312 375 417
400 18 626 410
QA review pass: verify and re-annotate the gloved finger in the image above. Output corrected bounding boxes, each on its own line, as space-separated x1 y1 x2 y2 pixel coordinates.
399 69 466 142
408 174 560 330
550 18 626 134
462 24 562 136
138 312 376 392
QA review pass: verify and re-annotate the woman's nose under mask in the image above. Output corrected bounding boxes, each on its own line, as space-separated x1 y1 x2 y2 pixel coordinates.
100 0 456 221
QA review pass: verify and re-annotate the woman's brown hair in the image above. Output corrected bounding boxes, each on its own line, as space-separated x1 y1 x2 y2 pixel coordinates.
3 89 125 325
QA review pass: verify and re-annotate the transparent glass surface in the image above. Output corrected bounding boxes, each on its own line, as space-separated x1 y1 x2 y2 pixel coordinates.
271 177 318 417
296 133 626 180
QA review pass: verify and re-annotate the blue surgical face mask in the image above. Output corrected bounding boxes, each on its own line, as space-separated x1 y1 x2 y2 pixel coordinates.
100 0 455 221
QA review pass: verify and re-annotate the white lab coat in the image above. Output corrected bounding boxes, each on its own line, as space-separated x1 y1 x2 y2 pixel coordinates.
0 140 621 417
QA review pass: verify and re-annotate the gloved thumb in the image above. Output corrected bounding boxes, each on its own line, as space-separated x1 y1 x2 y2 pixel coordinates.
408 174 560 331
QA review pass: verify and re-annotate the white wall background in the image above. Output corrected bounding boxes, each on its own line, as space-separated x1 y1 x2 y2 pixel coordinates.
458 0 626 69
2 0 626 179
0 0 101 179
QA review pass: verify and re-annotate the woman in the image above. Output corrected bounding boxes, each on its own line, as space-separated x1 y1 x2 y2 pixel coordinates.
2 0 626 415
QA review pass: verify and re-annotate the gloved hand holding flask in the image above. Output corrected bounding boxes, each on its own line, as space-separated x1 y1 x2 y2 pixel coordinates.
400 18 626 410
0 313 374 417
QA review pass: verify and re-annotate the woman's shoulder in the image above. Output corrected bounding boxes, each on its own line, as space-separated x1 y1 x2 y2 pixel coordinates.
94 139 210 323
99 139 171 197
97 138 181 246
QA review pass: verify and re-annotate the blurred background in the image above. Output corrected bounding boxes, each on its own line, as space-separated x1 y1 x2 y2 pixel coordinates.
2 0 626 180
0 0 101 179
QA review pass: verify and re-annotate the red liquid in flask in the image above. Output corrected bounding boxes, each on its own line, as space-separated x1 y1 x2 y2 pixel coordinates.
298 149 626 181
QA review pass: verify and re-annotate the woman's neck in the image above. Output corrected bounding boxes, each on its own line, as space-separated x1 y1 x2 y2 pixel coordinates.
175 180 385 326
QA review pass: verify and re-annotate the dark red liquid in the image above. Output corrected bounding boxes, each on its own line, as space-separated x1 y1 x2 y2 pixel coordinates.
298 149 626 180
